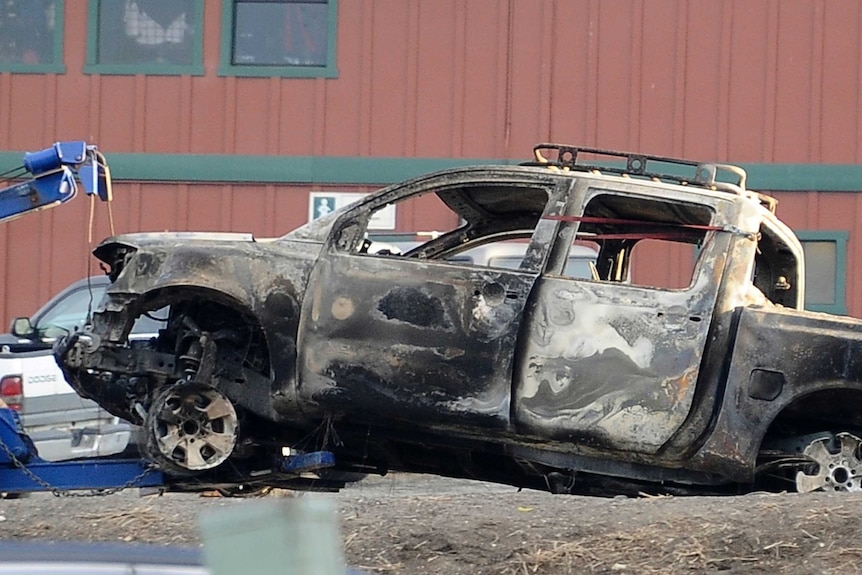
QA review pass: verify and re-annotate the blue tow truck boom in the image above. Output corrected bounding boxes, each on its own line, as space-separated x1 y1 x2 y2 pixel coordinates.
0 142 336 495
0 140 111 224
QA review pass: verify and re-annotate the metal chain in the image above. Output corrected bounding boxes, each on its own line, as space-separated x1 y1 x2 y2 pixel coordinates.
0 431 155 497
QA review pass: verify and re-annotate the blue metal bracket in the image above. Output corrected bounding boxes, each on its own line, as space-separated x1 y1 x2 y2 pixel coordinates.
278 450 336 474
0 459 165 493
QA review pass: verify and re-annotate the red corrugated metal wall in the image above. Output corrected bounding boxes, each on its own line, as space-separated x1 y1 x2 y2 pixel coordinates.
0 0 860 323
6 1 862 160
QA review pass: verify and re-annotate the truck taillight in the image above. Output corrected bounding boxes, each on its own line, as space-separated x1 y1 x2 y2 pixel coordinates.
0 375 23 411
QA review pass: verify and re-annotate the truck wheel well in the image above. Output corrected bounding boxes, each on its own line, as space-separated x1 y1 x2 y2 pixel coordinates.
755 388 862 493
139 287 271 378
762 387 862 444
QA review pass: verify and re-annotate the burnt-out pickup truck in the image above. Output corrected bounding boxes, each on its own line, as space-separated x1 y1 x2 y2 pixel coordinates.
56 145 862 496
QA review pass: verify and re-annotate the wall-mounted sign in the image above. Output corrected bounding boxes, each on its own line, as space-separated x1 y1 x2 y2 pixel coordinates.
308 192 395 229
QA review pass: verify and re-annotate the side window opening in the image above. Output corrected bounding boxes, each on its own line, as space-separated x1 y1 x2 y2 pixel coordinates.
560 193 715 290
629 239 700 290
753 224 800 308
337 183 555 272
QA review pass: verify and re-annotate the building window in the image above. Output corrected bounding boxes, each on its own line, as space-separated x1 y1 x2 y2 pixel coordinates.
219 0 338 78
85 0 204 75
797 231 848 315
0 0 64 73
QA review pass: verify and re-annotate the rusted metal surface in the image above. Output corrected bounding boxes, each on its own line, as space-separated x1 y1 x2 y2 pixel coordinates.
56 149 862 496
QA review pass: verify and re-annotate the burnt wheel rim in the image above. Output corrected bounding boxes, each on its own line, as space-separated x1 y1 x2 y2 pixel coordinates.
147 384 238 472
795 432 862 493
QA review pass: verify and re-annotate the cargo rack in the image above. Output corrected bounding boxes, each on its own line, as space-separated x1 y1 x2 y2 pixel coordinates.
522 143 777 213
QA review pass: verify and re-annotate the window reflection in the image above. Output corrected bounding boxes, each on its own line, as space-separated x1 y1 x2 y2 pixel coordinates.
803 240 837 306
0 0 56 65
232 0 328 67
97 0 195 65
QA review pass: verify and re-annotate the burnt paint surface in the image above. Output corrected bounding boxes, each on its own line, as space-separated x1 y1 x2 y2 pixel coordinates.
378 287 450 328
514 273 718 454
297 252 536 428
692 305 862 480
62 234 321 422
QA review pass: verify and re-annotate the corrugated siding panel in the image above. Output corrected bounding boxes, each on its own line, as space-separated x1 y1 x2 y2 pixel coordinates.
637 1 679 154
727 1 770 161
506 0 548 155
820 0 860 162
772 3 816 163
462 2 505 153
595 0 636 151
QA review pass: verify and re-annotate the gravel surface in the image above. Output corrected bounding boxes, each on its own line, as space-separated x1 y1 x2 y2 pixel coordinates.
2 474 862 574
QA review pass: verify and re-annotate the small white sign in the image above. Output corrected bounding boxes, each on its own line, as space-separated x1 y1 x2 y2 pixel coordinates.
308 192 396 230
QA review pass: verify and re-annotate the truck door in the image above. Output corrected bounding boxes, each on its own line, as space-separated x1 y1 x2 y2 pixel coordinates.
514 188 726 454
298 174 564 430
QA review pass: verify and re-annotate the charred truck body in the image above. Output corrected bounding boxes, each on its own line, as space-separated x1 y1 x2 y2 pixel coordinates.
57 145 862 495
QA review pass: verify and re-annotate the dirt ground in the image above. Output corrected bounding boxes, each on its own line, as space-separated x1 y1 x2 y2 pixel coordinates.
2 473 862 574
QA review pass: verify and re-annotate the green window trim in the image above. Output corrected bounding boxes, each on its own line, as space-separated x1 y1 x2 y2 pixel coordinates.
218 0 338 79
84 0 205 77
796 230 848 315
0 0 66 74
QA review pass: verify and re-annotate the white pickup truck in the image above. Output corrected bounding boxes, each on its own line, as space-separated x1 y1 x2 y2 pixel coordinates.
0 276 162 461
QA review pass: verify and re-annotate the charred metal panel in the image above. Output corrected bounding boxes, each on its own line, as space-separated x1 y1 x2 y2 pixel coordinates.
656 229 758 459
298 251 537 429
514 266 721 454
377 286 451 328
60 233 322 422
691 306 862 480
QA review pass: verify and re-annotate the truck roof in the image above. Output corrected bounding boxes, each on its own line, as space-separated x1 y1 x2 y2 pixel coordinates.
521 143 778 213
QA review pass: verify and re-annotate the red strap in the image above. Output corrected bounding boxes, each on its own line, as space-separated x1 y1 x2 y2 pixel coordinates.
544 214 723 232
582 232 703 241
